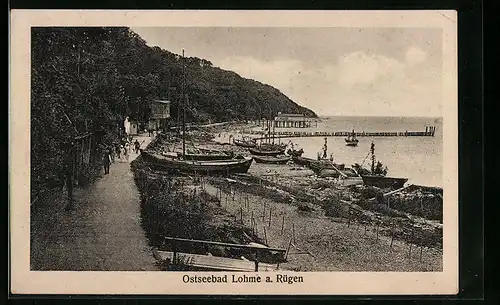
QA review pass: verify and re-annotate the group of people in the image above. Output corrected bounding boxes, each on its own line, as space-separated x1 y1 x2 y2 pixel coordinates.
102 137 142 175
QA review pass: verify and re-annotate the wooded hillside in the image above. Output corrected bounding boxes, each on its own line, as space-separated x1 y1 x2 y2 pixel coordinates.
31 27 317 197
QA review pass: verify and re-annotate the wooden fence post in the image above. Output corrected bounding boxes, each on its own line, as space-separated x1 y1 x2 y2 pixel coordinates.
268 207 272 227
285 237 293 260
390 223 395 249
281 214 285 234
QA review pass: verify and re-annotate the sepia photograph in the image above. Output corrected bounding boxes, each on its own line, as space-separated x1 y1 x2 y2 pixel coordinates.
10 10 458 295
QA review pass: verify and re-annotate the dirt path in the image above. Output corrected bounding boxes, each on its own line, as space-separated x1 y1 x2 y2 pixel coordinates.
30 135 159 271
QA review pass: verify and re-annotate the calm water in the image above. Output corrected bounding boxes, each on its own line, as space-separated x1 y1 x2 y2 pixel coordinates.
270 116 443 187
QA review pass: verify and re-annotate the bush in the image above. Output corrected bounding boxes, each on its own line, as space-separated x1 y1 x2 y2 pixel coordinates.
359 186 383 200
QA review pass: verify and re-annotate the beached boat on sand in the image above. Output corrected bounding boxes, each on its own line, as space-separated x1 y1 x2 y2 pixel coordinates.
291 156 315 167
140 150 253 175
182 151 234 161
359 142 408 189
253 155 290 164
248 147 285 156
360 175 408 189
233 138 256 148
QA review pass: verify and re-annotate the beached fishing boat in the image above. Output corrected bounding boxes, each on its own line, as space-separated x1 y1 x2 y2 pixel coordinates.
140 150 253 174
360 175 408 189
248 147 285 156
253 155 290 164
308 160 334 174
359 142 408 189
292 156 315 167
345 129 359 147
140 49 253 175
286 147 304 157
233 139 256 148
182 152 234 161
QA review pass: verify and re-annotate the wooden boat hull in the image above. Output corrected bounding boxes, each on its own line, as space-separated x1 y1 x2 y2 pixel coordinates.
234 140 256 148
308 160 334 174
253 156 290 164
361 175 408 189
183 153 234 161
248 147 285 156
345 142 358 147
292 156 315 167
140 150 253 175
286 149 304 157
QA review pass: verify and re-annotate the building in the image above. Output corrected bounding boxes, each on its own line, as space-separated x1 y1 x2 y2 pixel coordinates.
148 100 171 131
273 112 317 128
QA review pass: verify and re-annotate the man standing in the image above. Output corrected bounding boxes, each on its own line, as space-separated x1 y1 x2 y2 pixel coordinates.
134 139 140 154
103 146 111 175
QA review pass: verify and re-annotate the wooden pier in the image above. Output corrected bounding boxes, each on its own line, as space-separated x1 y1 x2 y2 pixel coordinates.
247 126 437 140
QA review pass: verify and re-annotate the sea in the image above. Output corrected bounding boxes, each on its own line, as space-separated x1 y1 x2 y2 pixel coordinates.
263 116 443 188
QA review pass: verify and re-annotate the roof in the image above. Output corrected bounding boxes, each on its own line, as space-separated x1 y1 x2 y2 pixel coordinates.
153 100 171 104
277 113 305 117
275 116 313 121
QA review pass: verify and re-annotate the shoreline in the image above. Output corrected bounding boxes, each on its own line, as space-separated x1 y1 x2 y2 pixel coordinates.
133 129 443 272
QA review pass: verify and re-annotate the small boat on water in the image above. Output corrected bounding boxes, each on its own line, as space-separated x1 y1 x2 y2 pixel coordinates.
253 155 290 164
345 129 359 147
248 147 285 156
140 150 253 175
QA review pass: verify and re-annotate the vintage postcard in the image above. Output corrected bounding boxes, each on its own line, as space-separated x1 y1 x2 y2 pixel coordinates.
10 10 458 295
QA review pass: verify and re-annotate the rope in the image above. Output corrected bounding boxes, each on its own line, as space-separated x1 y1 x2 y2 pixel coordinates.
360 150 371 167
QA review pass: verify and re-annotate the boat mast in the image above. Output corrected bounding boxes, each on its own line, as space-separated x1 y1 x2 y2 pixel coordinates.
182 49 186 158
370 142 376 174
272 111 275 145
323 137 328 159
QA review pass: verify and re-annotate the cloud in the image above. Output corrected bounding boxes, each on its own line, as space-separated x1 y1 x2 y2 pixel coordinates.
335 51 404 88
215 51 441 117
405 47 427 66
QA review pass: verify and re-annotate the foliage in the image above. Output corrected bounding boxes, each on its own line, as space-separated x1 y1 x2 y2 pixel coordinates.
31 27 317 198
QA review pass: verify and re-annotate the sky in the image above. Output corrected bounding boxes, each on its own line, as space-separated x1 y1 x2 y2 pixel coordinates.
132 27 443 117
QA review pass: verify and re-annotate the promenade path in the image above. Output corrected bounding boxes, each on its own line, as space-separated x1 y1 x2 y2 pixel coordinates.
30 135 159 271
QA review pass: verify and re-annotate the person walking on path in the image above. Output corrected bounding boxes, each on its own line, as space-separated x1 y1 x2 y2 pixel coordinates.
134 139 140 154
103 146 112 175
124 142 130 162
115 143 121 161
